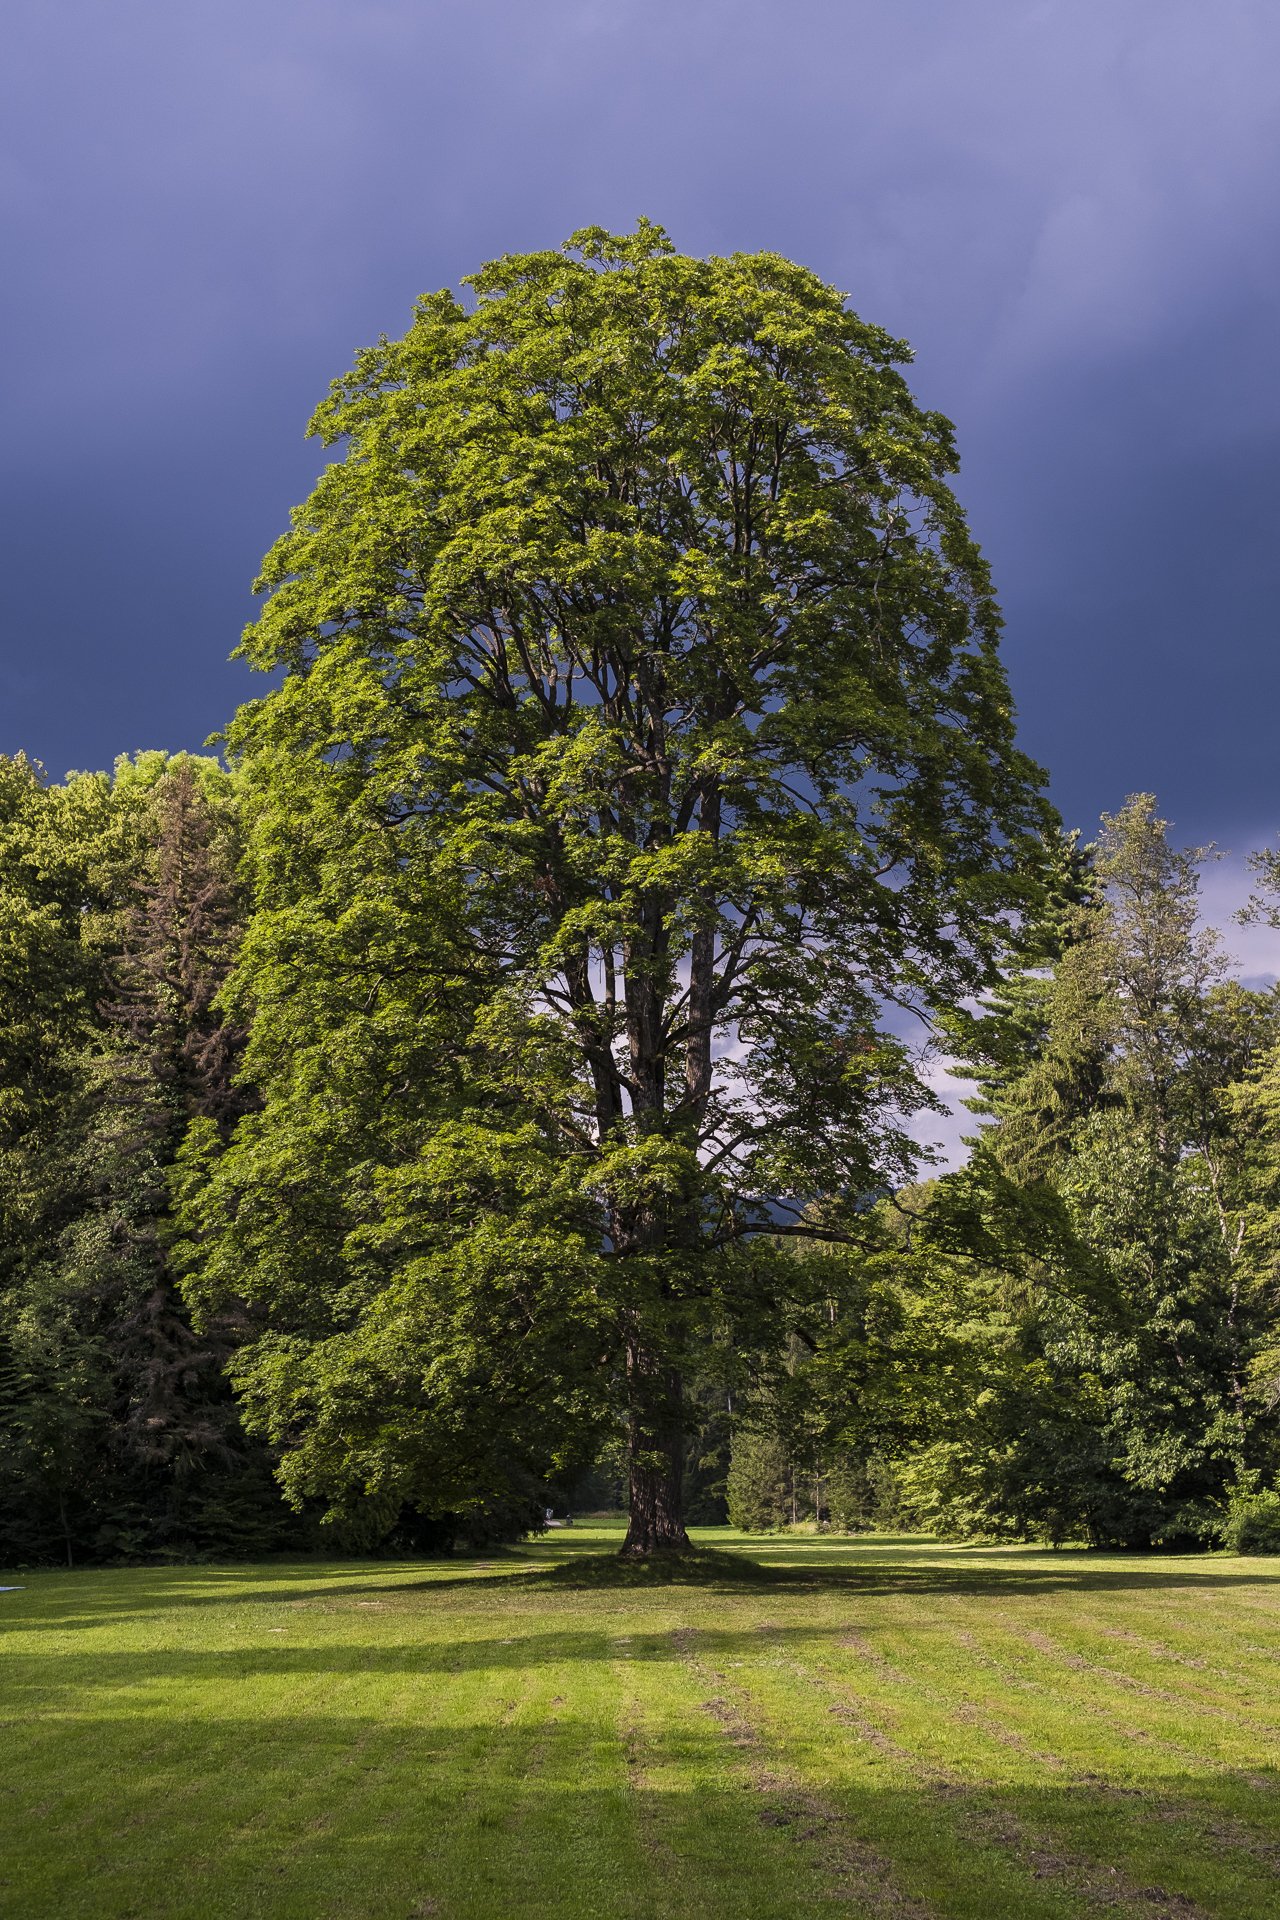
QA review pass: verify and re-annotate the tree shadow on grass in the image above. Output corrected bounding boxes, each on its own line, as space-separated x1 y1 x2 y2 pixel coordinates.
7 1539 1280 1636
12 1600 1280 1691
367 1553 1280 1603
3 1700 1280 1920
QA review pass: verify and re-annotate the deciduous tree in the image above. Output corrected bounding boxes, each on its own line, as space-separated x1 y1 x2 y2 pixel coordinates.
183 224 1048 1551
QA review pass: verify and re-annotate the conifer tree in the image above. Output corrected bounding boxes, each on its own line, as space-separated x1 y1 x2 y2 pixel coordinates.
0 756 289 1562
60 762 267 1551
915 796 1280 1545
948 826 1105 1182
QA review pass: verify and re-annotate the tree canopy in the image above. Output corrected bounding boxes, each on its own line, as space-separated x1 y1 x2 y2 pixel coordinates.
177 223 1050 1550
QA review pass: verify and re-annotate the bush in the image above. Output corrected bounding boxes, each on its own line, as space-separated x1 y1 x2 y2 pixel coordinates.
1223 1491 1280 1555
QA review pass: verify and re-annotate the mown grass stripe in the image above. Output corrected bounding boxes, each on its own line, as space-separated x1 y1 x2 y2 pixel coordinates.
8 1535 1280 1918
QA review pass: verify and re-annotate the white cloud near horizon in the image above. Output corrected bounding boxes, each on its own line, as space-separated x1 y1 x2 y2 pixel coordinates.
912 843 1280 1172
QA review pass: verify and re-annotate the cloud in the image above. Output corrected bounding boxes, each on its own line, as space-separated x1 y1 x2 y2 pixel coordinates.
912 837 1280 1174
1198 847 1280 988
4 0 1279 828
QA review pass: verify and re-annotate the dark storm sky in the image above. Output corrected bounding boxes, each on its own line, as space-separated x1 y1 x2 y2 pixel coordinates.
5 0 1279 850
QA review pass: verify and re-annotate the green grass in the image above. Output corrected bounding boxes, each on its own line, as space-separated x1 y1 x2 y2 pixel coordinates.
6 1525 1280 1918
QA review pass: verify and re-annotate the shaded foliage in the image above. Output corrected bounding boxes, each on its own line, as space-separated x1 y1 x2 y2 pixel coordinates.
868 797 1280 1548
0 756 299 1564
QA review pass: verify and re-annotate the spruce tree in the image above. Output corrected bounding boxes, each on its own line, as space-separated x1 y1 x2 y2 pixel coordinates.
922 795 1280 1545
63 761 266 1553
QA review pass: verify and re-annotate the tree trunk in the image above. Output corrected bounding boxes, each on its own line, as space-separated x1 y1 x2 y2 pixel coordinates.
623 1425 690 1553
621 1340 690 1555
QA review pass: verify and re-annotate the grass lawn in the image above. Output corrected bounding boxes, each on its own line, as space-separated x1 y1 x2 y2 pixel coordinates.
4 1526 1280 1919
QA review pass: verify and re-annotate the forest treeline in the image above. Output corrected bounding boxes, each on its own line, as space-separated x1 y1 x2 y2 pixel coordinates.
727 801 1280 1554
5 748 1280 1561
0 752 284 1562
10 227 1280 1565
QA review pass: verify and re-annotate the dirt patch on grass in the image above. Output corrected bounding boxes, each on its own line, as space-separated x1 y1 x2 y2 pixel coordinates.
1100 1614 1280 1692
617 1672 685 1885
957 1627 1280 1858
768 1632 1216 1920
955 1629 1210 1769
670 1626 936 1916
1093 1627 1213 1674
1013 1623 1280 1744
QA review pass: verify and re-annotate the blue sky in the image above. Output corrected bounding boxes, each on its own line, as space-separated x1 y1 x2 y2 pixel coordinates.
4 0 1279 856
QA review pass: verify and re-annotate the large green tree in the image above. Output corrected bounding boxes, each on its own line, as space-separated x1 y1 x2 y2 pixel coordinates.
183 223 1048 1551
